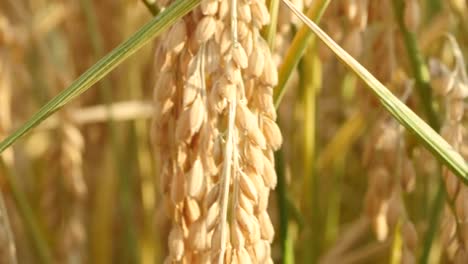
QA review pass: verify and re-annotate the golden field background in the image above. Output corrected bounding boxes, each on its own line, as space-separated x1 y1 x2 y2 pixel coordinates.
0 0 468 263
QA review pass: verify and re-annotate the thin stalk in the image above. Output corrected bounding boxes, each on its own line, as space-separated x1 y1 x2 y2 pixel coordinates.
80 0 106 60
275 144 292 263
79 1 139 262
426 0 442 19
273 0 331 108
393 0 440 130
121 7 158 262
300 43 320 263
117 130 140 263
287 198 304 230
324 157 345 247
284 228 295 264
90 152 117 264
390 220 403 264
109 3 158 257
130 88 157 263
282 0 468 181
265 0 280 49
0 0 201 154
393 2 446 262
0 166 17 264
419 180 444 264
0 160 53 264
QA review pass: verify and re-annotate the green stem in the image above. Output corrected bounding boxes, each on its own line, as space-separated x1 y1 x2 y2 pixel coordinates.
0 160 53 264
118 130 140 263
393 0 440 130
285 0 467 183
392 2 446 263
0 167 17 264
324 157 344 247
390 220 403 264
275 148 293 264
426 0 442 19
300 42 321 263
393 1 445 262
419 181 444 264
127 6 159 263
80 1 140 262
265 0 280 50
273 0 330 108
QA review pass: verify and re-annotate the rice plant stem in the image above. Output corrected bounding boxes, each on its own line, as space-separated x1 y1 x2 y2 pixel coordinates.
122 6 159 261
0 192 16 263
390 220 403 264
0 0 201 154
80 1 140 261
300 43 320 263
419 180 444 264
392 0 440 130
80 0 105 60
426 0 442 19
265 0 280 49
0 160 53 264
324 157 345 247
275 144 291 263
392 1 446 262
273 0 330 108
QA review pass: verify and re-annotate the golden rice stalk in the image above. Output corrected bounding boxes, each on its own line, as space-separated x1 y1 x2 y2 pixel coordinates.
0 15 18 264
430 37 468 262
152 0 281 262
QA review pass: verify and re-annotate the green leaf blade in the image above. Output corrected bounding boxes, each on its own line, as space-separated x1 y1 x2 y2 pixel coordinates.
0 0 200 154
282 0 468 182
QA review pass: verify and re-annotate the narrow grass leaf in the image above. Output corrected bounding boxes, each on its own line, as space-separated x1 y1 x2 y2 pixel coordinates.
282 0 468 182
0 0 200 154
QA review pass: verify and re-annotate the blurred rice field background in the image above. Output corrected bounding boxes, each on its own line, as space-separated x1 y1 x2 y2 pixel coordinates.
0 0 468 263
